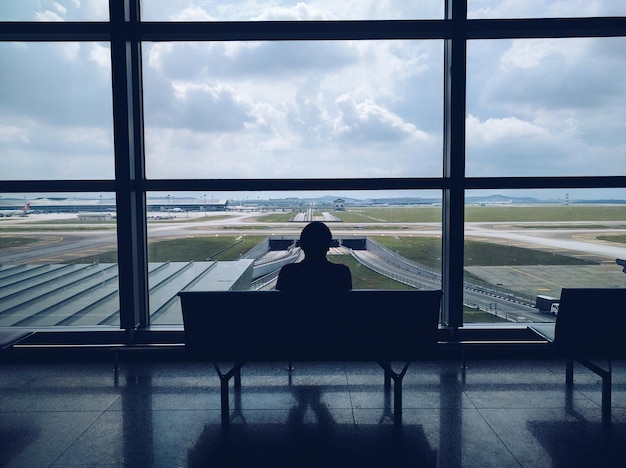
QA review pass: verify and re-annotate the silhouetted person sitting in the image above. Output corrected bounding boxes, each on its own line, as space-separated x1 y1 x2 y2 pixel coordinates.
276 221 352 291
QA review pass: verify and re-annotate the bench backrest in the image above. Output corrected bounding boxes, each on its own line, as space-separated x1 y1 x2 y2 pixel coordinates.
178 289 442 361
554 288 626 358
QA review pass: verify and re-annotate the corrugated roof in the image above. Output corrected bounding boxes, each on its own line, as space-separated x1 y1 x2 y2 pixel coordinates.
0 260 254 328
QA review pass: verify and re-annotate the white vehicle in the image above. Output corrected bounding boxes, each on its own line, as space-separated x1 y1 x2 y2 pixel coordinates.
550 303 559 316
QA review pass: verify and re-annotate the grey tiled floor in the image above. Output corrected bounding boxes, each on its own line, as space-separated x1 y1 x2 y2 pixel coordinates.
1 358 625 467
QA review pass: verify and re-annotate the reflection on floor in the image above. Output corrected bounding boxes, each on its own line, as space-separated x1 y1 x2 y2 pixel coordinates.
0 358 625 467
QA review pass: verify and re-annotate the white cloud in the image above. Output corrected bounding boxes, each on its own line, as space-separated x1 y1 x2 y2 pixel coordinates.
145 43 174 73
56 42 81 62
469 0 625 19
332 94 428 143
0 116 113 179
252 2 334 20
1 1 623 186
0 125 29 144
500 39 586 70
466 114 548 145
172 7 217 21
466 112 626 178
149 81 257 132
52 1 68 16
88 44 110 72
34 10 64 21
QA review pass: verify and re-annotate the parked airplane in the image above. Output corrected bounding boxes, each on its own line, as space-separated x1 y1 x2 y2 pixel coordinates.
0 203 32 217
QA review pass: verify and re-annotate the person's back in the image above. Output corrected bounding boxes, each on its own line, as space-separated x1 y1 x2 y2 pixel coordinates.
276 221 352 292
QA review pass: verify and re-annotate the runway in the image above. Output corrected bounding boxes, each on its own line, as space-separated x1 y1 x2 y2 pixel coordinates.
3 211 626 264
2 211 626 305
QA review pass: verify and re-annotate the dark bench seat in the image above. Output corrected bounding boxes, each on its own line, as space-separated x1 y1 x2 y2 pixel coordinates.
178 289 442 423
531 288 626 420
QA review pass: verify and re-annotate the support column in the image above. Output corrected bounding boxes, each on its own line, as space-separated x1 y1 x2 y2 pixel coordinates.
442 0 467 330
110 0 149 331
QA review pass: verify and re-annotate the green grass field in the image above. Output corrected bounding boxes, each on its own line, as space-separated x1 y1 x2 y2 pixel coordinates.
257 213 295 222
598 235 626 244
0 237 39 250
330 205 626 223
72 236 265 263
328 255 414 290
372 236 595 267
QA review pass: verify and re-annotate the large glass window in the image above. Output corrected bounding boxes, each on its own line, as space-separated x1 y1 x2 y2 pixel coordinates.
145 190 443 325
0 192 120 327
468 0 626 19
463 189 626 323
466 37 626 177
0 42 115 180
0 1 109 21
1 1 625 333
143 40 443 179
140 0 444 21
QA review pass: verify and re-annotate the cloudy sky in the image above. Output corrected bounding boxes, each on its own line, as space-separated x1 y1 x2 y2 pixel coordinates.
1 1 625 199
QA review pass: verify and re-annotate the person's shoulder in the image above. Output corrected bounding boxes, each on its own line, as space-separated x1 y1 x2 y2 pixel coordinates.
280 262 298 271
329 261 350 272
278 262 301 278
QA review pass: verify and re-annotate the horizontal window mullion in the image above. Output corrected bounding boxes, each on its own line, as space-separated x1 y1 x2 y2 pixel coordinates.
0 22 110 41
144 178 449 192
0 180 116 193
467 17 626 39
466 177 626 190
138 20 449 42
2 17 624 43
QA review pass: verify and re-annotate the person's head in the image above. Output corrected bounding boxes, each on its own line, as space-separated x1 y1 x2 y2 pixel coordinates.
299 221 332 258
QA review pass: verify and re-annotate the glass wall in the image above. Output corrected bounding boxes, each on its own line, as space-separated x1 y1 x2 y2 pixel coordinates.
466 37 626 178
0 1 109 21
468 0 626 19
145 190 442 325
1 1 625 332
0 42 114 180
463 189 626 323
143 40 443 179
140 0 444 21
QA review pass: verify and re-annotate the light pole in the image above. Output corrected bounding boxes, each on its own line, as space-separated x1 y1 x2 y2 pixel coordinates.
203 194 207 216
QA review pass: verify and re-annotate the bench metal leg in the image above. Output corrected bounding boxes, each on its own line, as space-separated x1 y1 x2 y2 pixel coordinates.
573 357 612 421
234 367 242 389
219 375 230 421
566 358 574 386
378 361 411 424
214 362 245 424
394 375 403 422
384 367 391 389
603 370 612 421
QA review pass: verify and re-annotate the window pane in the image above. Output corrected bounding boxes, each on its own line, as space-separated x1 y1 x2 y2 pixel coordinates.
0 43 115 180
0 0 109 21
466 37 626 177
0 193 120 327
140 0 444 21
145 190 442 325
143 40 442 179
463 189 626 324
468 0 626 19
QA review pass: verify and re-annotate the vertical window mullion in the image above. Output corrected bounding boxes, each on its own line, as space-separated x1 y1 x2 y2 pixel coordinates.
110 0 149 331
442 0 467 329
